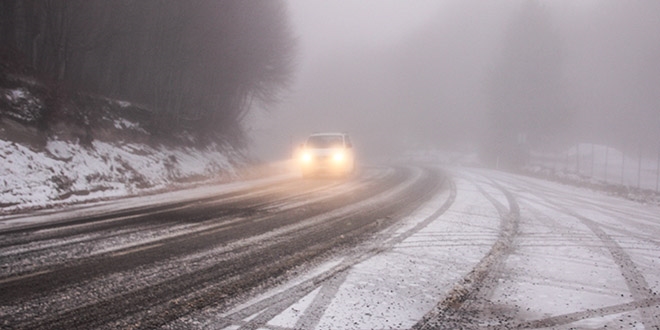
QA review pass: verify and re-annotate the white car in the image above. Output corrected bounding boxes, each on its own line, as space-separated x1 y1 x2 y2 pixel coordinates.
298 133 355 178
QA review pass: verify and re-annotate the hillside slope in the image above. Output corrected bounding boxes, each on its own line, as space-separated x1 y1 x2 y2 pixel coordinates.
1 75 245 214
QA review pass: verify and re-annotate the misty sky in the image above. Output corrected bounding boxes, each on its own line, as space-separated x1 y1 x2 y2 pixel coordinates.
288 0 444 72
248 0 659 162
248 0 447 160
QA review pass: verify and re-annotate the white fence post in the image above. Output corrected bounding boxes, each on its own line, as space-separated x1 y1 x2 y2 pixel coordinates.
604 145 609 184
656 146 660 192
621 144 626 186
576 144 581 175
637 144 642 189
591 143 595 178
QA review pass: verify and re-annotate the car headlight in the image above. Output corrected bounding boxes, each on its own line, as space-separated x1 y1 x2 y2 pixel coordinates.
301 151 312 163
333 151 345 162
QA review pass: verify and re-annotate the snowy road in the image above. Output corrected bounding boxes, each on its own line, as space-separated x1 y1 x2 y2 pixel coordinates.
1 165 659 329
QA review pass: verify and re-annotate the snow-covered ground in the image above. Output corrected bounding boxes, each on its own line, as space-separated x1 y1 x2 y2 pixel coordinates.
1 82 254 215
2 154 658 329
174 166 660 329
0 138 244 214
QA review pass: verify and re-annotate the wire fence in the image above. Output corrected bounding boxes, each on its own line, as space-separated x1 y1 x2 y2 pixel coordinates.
528 143 660 193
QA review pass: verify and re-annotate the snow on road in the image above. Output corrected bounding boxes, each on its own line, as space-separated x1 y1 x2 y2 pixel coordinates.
0 170 295 232
311 177 501 330
485 170 660 329
2 164 659 329
190 167 660 330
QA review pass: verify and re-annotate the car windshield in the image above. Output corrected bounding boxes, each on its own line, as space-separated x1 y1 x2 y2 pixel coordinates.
306 135 343 148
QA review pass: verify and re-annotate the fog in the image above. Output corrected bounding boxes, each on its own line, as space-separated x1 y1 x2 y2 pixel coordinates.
249 0 660 166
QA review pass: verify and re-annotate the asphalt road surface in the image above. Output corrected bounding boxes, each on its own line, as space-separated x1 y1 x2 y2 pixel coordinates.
1 165 659 330
0 166 446 329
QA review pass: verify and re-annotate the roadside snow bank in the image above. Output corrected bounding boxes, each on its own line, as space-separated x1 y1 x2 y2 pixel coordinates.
0 138 242 213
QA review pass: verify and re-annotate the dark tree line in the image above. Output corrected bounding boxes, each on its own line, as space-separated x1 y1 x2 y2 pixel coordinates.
482 1 568 167
1 0 295 141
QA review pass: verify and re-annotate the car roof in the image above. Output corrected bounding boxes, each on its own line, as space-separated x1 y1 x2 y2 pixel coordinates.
308 132 348 137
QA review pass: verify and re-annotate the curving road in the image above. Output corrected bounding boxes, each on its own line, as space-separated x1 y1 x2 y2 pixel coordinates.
1 165 659 330
0 166 445 329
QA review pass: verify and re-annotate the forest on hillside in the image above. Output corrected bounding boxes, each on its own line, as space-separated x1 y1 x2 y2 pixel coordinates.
0 0 295 144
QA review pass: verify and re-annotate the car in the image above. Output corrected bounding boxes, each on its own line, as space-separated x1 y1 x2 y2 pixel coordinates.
297 132 355 178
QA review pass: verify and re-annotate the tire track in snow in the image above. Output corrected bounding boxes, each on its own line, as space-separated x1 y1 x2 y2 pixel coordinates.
520 206 659 329
170 167 456 330
0 170 398 327
488 170 660 239
413 177 520 330
517 297 660 329
491 174 660 329
0 178 356 281
0 177 302 236
1 167 443 329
